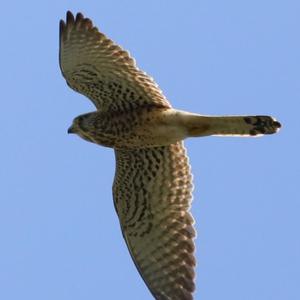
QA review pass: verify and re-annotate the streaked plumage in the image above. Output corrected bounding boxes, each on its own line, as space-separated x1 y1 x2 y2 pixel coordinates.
59 11 281 300
114 143 195 300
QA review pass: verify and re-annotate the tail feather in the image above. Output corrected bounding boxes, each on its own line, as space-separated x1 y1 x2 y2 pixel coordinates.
185 115 281 137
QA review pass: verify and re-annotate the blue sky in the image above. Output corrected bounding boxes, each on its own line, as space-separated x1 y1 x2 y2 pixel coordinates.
1 1 299 299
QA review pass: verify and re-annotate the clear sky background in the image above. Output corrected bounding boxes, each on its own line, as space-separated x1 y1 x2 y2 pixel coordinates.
1 1 299 299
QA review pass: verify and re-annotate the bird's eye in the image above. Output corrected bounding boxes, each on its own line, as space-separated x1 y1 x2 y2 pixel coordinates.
76 116 84 128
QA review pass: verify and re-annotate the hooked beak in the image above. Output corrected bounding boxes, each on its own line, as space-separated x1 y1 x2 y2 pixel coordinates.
67 125 75 134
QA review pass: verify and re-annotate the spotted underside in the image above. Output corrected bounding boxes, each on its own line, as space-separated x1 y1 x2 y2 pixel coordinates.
113 142 195 300
59 10 282 300
59 12 171 112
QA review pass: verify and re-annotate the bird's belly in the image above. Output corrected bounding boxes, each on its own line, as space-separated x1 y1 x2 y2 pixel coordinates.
91 124 185 150
90 132 182 150
90 108 188 149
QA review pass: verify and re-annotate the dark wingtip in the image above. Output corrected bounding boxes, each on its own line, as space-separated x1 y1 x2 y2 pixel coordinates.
61 11 94 32
66 11 75 24
76 12 84 22
59 19 65 36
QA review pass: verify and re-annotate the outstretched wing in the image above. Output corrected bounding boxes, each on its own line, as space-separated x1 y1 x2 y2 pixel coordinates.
113 142 196 300
59 11 171 112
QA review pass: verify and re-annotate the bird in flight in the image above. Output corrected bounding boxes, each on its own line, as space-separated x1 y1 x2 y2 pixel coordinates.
59 11 281 300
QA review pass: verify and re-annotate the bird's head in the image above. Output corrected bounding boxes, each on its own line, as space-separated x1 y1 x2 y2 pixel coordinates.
68 112 98 143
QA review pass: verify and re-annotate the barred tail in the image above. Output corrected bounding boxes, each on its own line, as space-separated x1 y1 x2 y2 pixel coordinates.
184 114 281 137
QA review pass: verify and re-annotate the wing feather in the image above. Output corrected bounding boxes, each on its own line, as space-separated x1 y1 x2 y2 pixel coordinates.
113 142 196 300
59 11 171 111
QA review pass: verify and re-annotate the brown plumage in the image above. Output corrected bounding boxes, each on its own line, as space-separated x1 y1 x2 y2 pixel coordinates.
59 11 281 300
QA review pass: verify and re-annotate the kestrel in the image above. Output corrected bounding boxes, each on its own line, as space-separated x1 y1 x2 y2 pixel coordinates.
59 11 281 300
